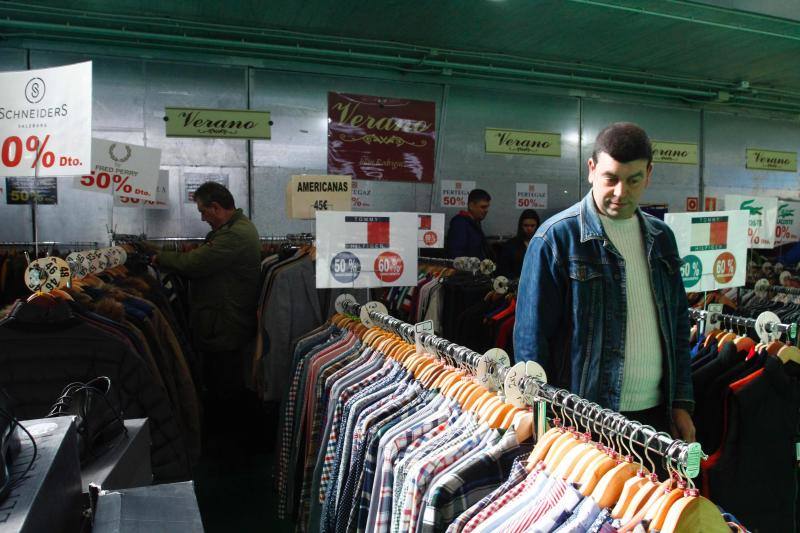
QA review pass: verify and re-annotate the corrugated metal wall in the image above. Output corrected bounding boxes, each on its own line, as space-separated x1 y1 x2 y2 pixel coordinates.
0 44 798 244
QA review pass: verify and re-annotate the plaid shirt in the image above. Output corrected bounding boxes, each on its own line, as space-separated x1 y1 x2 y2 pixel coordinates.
446 456 530 533
461 467 544 533
275 326 341 518
372 399 455 533
505 477 567 533
398 420 485 533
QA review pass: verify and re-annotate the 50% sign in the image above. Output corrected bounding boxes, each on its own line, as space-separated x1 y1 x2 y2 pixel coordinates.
79 170 134 195
1 134 82 171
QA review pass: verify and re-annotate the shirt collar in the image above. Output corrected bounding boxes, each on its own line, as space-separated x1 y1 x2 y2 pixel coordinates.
579 192 661 244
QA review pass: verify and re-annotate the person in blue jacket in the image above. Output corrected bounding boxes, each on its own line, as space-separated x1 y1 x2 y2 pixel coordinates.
446 189 493 259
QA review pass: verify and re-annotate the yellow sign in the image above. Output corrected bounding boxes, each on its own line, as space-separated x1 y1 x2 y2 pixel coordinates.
651 141 698 165
485 128 561 157
286 175 351 219
746 148 797 172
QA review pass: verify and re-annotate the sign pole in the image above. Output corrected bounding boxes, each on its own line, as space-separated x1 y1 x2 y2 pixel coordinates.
32 145 40 257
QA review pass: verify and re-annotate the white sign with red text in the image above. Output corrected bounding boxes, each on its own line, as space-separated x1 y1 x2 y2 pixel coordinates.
74 138 161 200
417 213 445 248
516 183 548 209
0 61 91 177
316 211 418 289
724 194 778 249
114 170 170 210
775 200 800 246
440 180 475 208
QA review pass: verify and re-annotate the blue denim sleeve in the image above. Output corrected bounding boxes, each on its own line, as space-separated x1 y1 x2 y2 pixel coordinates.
672 263 695 409
513 234 565 365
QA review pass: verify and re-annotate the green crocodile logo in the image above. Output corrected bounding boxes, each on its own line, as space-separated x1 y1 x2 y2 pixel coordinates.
740 199 763 215
779 203 795 218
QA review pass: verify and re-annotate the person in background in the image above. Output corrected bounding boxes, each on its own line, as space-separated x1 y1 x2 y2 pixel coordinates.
152 182 261 420
498 209 540 278
514 122 695 442
446 188 493 260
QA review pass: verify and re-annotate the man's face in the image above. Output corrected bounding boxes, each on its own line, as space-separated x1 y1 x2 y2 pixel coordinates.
521 218 539 239
196 200 225 230
588 152 652 219
468 199 490 222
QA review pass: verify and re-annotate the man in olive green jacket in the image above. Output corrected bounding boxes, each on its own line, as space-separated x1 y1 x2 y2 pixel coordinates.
153 182 261 400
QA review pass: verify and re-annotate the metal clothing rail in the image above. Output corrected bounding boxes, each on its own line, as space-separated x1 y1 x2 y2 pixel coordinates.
688 307 793 336
0 241 98 247
340 299 702 476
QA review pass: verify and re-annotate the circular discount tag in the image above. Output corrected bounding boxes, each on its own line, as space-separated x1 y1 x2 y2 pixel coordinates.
493 276 510 295
423 231 438 246
334 293 358 315
476 348 511 391
330 251 361 284
503 361 548 409
755 311 782 344
374 252 404 283
713 252 736 284
25 257 71 293
359 301 388 328
680 254 703 289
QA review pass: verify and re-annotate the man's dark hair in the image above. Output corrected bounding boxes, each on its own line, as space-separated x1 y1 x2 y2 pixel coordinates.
468 189 491 204
194 181 235 209
592 122 652 165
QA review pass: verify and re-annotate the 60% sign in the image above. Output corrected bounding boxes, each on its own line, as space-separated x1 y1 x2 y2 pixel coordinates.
79 170 134 195
1 135 82 169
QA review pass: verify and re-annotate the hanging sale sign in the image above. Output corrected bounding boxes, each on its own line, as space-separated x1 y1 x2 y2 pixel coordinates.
351 179 373 209
164 108 271 139
286 174 351 219
327 92 436 183
746 148 797 172
775 200 800 246
315 211 418 288
0 61 91 177
115 170 170 210
516 183 548 209
724 194 778 249
75 138 161 201
485 129 560 157
440 180 475 208
417 213 445 248
6 177 57 205
185 173 228 203
651 141 698 165
665 210 749 292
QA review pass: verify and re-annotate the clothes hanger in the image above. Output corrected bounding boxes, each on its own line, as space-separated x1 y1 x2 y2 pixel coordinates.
543 394 585 470
592 415 642 507
552 400 598 479
577 410 623 496
659 463 730 533
526 390 571 469
644 444 687 529
618 433 678 529
611 423 653 519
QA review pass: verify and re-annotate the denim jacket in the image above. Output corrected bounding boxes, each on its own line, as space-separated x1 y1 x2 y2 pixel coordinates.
513 193 694 416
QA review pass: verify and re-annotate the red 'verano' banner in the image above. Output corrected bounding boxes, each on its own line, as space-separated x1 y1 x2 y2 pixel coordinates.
328 92 436 183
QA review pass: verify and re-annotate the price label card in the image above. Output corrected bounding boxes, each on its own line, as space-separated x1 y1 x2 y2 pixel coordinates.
414 320 434 357
0 61 91 177
417 213 445 248
115 170 170 209
287 174 351 219
5 177 57 205
776 200 800 246
724 195 778 249
665 210 748 292
185 172 228 203
516 183 548 209
351 179 373 210
316 211 418 288
440 180 475 208
74 138 161 200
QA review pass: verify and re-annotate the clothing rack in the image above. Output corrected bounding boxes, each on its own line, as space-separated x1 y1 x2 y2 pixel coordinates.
688 307 794 337
0 241 98 247
340 298 704 477
419 255 497 275
261 233 315 243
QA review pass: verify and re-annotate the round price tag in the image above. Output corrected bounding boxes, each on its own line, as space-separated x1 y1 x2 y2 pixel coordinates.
334 293 357 315
476 348 511 391
359 301 388 329
67 252 89 279
330 251 361 284
480 259 496 276
25 257 71 293
504 362 528 409
423 231 438 246
755 311 782 344
493 276 510 295
374 251 404 283
680 254 702 289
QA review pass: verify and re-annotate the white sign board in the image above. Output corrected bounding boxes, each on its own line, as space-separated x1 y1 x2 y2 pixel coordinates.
185 173 228 203
114 170 170 209
440 180 476 208
417 213 445 248
286 174 351 219
775 200 800 246
351 179 373 209
75 138 161 200
315 211 418 288
516 182 548 209
724 194 778 249
665 210 749 292
0 61 92 176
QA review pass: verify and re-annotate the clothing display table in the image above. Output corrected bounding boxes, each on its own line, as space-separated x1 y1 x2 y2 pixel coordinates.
92 481 203 533
81 418 152 493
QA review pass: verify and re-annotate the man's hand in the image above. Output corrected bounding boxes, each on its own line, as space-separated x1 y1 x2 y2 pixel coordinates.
671 408 696 442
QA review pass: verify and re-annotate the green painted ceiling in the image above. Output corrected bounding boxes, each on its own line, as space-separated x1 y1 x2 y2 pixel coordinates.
2 0 800 113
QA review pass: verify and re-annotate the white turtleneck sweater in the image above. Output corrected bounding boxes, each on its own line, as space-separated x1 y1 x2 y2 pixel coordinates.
599 213 663 411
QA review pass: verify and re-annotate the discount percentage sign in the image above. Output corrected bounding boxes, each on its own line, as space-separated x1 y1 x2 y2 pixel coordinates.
1 135 56 168
79 171 133 194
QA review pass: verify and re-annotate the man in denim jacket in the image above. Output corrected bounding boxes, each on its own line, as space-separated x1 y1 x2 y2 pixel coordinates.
514 123 695 441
